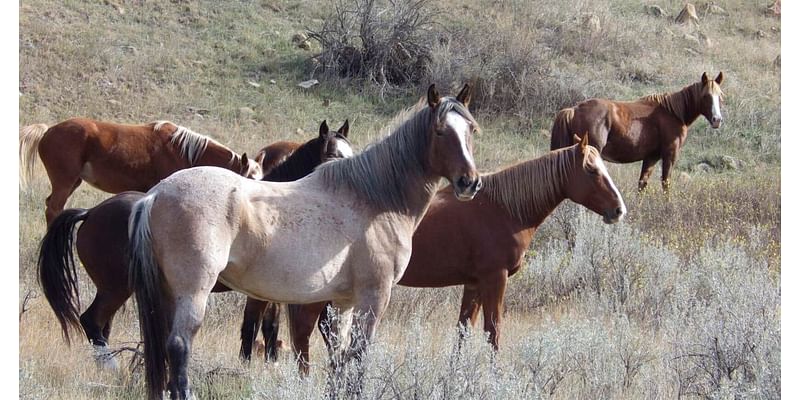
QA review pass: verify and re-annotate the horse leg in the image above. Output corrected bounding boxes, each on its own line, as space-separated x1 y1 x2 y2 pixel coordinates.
239 298 267 362
457 285 481 343
660 147 680 193
167 294 210 400
637 155 660 192
479 270 509 351
45 178 83 225
80 290 127 370
286 302 328 375
261 302 281 363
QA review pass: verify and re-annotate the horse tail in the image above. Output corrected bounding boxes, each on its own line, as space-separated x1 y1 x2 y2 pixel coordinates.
19 123 49 189
128 193 168 399
37 207 89 344
549 108 575 150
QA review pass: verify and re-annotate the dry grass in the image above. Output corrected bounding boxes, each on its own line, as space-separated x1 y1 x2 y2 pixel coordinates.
19 0 779 398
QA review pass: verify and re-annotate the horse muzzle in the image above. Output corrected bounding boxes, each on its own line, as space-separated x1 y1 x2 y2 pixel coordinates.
454 175 482 201
711 117 722 129
602 206 626 224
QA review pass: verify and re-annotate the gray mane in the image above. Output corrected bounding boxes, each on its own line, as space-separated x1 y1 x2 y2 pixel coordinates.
316 97 476 213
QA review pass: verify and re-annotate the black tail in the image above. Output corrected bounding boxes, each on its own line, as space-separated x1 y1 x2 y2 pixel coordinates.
128 194 168 400
550 108 576 150
37 207 89 344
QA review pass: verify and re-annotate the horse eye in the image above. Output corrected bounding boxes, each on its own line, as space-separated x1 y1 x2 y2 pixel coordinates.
588 167 599 175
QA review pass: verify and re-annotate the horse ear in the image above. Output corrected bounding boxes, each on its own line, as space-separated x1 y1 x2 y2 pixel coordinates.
427 84 441 109
319 120 330 138
456 83 472 108
254 151 265 166
715 71 724 85
579 133 589 150
701 72 709 84
573 134 582 144
338 119 349 137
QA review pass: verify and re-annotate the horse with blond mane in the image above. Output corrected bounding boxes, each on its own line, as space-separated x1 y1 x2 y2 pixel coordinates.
19 118 263 224
550 72 724 191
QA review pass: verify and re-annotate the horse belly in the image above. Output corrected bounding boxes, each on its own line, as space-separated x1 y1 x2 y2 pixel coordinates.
223 239 354 304
603 123 653 163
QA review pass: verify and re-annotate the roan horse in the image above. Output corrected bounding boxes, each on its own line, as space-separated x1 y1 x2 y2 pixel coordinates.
36 121 353 368
129 84 480 399
221 120 354 362
19 118 263 224
550 72 724 191
277 135 626 374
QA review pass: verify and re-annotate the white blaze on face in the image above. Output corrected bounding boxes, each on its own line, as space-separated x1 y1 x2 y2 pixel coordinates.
335 138 354 158
594 154 627 218
445 111 476 170
711 93 722 122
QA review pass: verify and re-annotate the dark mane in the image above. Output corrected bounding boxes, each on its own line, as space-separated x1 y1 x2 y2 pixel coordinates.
262 138 324 182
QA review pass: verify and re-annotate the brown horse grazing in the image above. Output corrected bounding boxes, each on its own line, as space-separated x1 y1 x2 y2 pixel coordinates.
280 135 626 374
550 72 724 191
36 121 352 369
254 119 351 177
19 118 263 224
129 84 480 399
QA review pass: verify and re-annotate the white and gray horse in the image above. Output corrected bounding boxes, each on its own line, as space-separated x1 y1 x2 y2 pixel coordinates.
129 84 481 399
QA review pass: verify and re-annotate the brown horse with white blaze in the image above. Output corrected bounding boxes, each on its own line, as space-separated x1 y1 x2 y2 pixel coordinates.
284 134 626 374
128 84 480 399
550 72 724 191
19 118 263 224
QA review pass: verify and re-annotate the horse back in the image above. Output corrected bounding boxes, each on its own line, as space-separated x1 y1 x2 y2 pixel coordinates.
398 188 533 288
256 141 302 175
76 191 146 293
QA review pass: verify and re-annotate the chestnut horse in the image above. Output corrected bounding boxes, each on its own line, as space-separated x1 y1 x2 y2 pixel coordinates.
550 72 724 191
19 118 263 224
36 120 353 369
281 135 626 374
129 84 480 399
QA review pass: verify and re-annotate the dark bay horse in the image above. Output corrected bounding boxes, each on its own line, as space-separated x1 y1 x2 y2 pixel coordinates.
36 121 353 369
281 134 626 374
255 120 351 177
19 118 263 224
128 84 480 399
550 72 724 191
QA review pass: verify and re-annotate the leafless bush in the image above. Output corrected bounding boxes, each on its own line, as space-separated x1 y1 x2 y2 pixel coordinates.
428 24 584 120
308 0 439 91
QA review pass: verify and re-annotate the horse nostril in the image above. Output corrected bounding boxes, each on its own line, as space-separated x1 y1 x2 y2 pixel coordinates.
458 176 471 189
615 207 623 217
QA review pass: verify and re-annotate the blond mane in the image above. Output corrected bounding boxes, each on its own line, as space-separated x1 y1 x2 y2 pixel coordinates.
154 121 229 166
482 145 596 222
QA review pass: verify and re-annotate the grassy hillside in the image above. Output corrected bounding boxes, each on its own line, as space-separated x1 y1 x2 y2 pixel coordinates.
19 0 780 398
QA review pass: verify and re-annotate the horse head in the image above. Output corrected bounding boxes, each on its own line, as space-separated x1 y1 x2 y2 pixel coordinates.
699 71 724 129
426 83 482 201
318 119 353 162
565 134 626 224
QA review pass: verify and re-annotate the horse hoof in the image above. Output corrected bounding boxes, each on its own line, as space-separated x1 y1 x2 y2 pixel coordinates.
92 345 120 371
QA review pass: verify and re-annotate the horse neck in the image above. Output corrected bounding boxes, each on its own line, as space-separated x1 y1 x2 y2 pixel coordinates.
316 105 441 222
197 142 237 171
483 150 572 229
648 83 703 126
263 139 322 182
